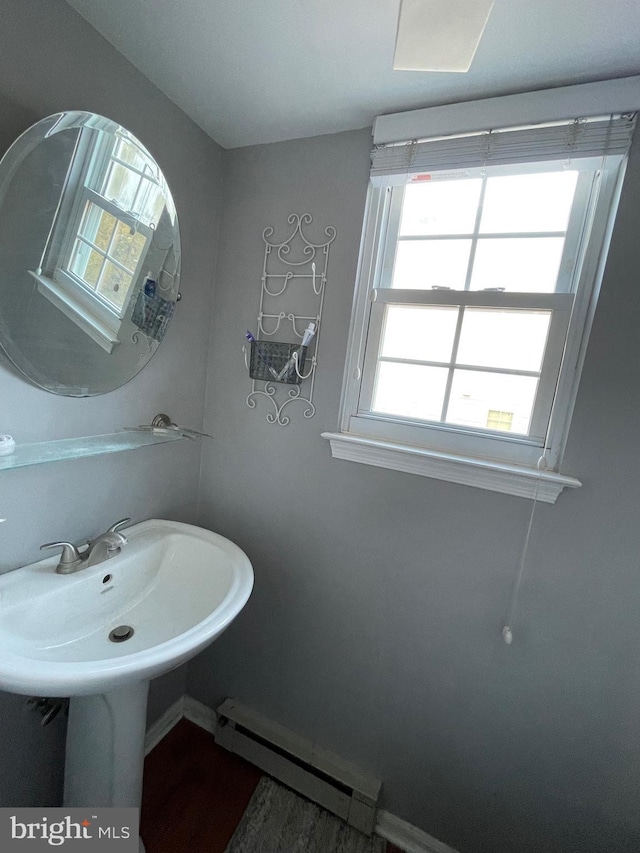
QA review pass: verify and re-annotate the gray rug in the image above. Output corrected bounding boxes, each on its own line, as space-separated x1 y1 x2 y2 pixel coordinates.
224 777 385 853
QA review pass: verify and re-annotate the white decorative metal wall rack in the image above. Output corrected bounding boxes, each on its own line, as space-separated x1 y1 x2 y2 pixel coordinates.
243 213 335 425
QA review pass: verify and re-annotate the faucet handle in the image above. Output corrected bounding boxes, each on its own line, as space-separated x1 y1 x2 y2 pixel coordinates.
40 541 83 568
107 518 132 535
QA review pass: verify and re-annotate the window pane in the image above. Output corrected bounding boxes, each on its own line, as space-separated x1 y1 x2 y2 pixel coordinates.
469 237 564 292
446 370 538 434
78 202 116 252
115 139 145 172
456 308 551 372
131 178 164 227
399 179 482 236
142 159 161 183
96 261 132 311
381 305 458 362
480 171 579 233
111 221 147 272
104 162 139 211
70 241 102 288
372 363 448 422
392 240 471 290
141 182 165 228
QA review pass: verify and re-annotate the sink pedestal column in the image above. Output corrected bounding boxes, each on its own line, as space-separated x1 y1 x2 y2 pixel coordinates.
64 680 150 848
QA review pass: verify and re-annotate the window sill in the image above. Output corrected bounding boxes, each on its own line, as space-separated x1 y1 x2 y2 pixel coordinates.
321 432 581 503
29 271 121 354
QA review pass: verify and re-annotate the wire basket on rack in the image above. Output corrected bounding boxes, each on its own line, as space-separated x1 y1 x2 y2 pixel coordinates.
131 291 175 342
249 340 307 385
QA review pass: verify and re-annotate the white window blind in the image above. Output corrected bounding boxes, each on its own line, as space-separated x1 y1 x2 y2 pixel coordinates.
370 114 636 177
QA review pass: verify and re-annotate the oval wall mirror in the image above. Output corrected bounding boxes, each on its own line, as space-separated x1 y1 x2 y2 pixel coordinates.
0 111 181 396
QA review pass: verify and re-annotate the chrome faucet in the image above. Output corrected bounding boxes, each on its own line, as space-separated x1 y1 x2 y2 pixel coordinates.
41 518 132 575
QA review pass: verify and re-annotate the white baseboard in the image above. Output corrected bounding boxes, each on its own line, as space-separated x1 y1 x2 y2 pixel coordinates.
145 695 459 853
144 695 216 755
144 696 184 755
376 810 460 853
183 695 218 734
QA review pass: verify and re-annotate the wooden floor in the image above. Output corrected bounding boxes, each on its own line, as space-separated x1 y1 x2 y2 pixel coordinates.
141 719 402 853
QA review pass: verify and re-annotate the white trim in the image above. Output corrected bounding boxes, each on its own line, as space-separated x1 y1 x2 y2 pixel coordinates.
144 696 184 755
551 150 630 465
184 694 218 734
337 122 629 484
321 432 581 503
215 698 381 802
144 695 218 754
338 184 387 434
30 270 121 354
346 415 547 468
144 694 217 755
145 695 459 852
370 290 573 309
215 698 380 835
347 159 620 472
373 75 640 145
376 809 460 853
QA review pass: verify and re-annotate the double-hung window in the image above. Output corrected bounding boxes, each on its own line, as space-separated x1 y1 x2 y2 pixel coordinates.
62 132 165 311
326 114 635 501
32 124 170 352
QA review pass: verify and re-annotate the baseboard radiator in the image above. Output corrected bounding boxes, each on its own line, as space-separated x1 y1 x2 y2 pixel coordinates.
214 699 381 836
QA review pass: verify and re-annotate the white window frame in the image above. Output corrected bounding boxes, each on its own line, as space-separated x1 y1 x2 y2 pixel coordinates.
34 128 156 353
324 126 632 503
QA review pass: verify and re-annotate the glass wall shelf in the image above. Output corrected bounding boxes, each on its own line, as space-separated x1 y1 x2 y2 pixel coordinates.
0 429 185 472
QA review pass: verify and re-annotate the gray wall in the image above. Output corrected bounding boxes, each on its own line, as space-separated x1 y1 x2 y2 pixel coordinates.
3 2 640 848
0 0 223 806
191 126 640 853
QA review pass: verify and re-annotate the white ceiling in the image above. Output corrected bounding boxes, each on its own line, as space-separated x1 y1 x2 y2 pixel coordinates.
64 0 640 149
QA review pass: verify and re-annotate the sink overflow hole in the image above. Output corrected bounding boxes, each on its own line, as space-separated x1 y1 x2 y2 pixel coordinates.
109 625 134 643
102 574 112 584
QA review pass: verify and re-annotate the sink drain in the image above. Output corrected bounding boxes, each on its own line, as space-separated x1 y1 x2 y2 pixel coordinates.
109 625 134 643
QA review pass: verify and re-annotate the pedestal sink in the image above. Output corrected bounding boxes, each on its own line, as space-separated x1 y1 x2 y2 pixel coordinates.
0 519 253 847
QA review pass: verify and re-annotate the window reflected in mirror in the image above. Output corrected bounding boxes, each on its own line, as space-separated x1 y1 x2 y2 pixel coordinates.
0 111 181 395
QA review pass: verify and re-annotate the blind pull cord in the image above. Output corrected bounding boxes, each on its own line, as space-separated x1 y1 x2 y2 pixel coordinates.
502 452 547 645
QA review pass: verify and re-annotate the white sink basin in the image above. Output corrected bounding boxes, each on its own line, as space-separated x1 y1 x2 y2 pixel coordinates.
0 519 254 696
